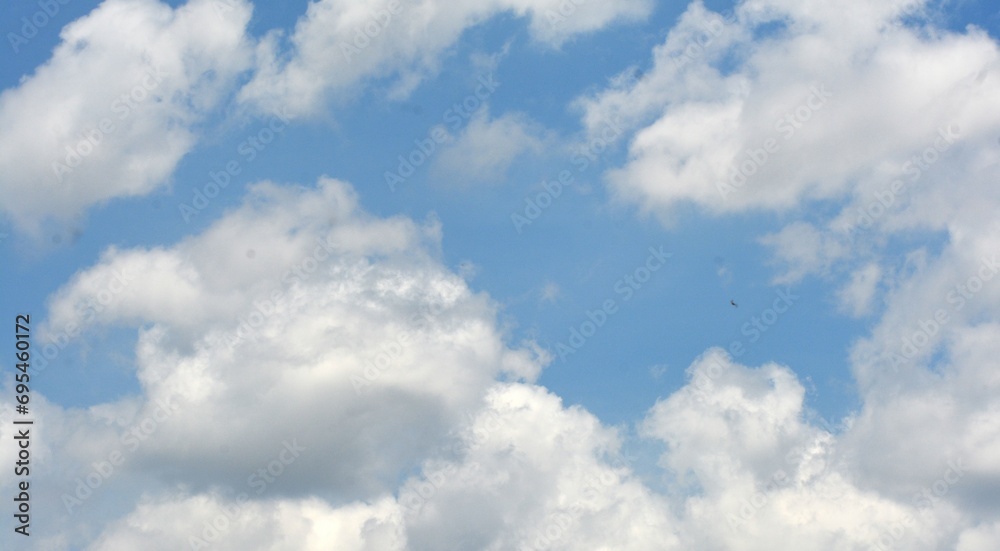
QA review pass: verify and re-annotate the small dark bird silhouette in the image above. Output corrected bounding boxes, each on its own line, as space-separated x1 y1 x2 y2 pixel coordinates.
730 300 738 307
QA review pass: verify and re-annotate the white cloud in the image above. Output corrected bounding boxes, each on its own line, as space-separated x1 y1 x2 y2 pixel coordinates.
758 221 850 283
640 348 972 550
6 318 998 549
1 177 549 547
41 178 428 343
578 0 1000 217
432 110 550 185
958 521 1000 551
75 381 681 550
85 494 405 551
837 262 882 317
39 346 996 550
396 382 678 550
842 322 1000 513
0 0 254 235
238 0 653 117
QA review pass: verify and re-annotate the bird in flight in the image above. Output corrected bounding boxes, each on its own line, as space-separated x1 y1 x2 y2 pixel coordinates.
730 300 738 307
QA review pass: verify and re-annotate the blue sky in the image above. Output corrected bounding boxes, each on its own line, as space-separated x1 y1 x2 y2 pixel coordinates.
2 0 1000 549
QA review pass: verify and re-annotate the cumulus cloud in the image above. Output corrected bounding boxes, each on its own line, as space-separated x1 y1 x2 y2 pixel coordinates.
69 382 676 550
0 0 254 235
841 322 1000 528
85 494 406 551
1 177 551 546
13 345 993 550
238 0 653 117
43 178 545 497
639 348 983 551
6 305 998 550
578 0 1000 217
